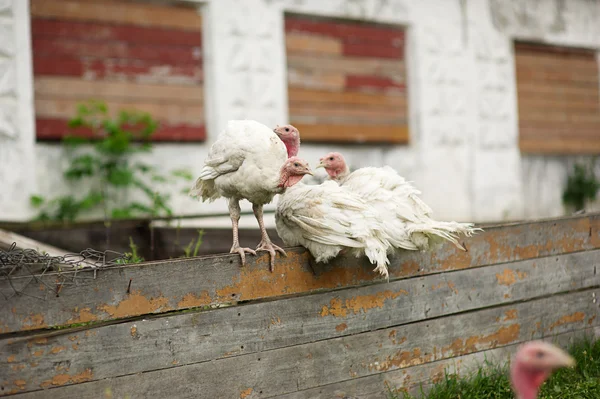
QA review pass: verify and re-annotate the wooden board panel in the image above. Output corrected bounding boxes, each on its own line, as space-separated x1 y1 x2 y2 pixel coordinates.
35 118 206 142
35 98 203 125
2 249 598 394
285 14 407 144
291 123 409 143
5 289 598 398
515 42 600 154
34 77 204 104
1 214 599 333
30 0 202 31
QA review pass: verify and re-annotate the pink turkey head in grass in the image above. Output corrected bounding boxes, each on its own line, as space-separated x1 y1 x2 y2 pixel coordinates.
278 157 313 188
510 341 575 399
273 124 301 158
317 152 349 180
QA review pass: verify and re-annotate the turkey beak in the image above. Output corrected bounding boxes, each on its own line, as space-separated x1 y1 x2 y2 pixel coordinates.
547 346 576 368
305 167 314 176
316 160 326 169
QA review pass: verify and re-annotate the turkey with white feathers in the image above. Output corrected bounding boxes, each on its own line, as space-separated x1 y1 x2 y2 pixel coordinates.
317 152 480 253
189 120 300 271
276 157 392 278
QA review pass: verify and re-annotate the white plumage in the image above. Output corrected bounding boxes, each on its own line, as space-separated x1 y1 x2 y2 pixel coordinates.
318 152 480 253
189 120 290 269
275 179 392 278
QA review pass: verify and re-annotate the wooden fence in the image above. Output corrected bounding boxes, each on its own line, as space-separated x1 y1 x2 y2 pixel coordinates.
1 213 599 398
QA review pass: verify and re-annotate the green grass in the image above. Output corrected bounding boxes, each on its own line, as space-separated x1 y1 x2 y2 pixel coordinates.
389 338 600 399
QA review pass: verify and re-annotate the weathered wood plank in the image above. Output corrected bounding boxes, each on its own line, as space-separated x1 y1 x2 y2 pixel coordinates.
1 214 599 333
30 0 203 31
285 33 342 56
31 18 203 47
0 229 68 258
5 289 598 398
520 137 600 155
32 37 201 65
34 55 203 84
273 328 599 399
287 54 404 79
35 118 206 142
284 15 405 44
292 122 408 143
288 88 405 107
34 98 204 125
289 104 406 120
2 250 598 394
34 77 204 104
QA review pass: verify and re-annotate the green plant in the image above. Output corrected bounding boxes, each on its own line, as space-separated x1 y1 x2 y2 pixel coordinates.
115 237 145 264
182 229 205 258
562 162 600 211
30 100 193 222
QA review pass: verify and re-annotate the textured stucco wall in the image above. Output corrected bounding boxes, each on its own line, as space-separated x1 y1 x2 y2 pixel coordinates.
2 0 600 225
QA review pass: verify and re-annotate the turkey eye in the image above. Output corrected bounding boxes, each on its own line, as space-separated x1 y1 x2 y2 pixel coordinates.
285 128 290 132
535 351 545 358
294 163 299 167
329 157 334 160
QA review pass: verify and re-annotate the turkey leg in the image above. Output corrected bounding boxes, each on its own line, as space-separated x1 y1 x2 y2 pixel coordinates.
252 203 286 272
229 198 256 266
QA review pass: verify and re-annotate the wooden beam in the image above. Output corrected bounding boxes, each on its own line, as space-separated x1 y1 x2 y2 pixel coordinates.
4 289 598 397
0 214 598 333
0 228 68 258
2 250 598 394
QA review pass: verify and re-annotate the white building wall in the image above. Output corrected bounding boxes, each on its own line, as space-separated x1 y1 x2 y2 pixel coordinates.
1 0 600 225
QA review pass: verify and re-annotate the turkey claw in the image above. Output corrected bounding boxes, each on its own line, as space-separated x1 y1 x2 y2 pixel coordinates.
231 246 256 267
256 241 287 272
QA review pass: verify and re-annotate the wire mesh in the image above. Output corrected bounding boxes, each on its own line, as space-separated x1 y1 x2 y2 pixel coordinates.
0 242 128 302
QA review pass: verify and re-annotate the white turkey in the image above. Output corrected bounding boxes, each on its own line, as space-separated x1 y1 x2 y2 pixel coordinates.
189 120 301 271
317 152 480 252
510 341 574 399
276 157 392 278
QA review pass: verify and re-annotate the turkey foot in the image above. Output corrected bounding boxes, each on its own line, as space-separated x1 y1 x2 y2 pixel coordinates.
231 245 256 267
256 240 286 272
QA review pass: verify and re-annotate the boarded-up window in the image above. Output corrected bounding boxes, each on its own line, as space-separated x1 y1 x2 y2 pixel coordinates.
30 0 205 141
515 42 600 154
284 14 408 144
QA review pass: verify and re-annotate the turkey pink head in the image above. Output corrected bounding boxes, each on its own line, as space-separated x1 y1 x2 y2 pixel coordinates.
317 152 349 180
278 157 313 188
273 124 301 158
510 341 575 399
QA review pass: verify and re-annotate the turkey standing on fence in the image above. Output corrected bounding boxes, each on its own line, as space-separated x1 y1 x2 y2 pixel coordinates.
510 341 574 399
276 157 392 278
317 152 480 252
189 120 301 270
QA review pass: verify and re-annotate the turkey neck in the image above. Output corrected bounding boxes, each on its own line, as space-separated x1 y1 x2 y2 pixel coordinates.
282 137 300 158
278 169 304 190
511 363 548 399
